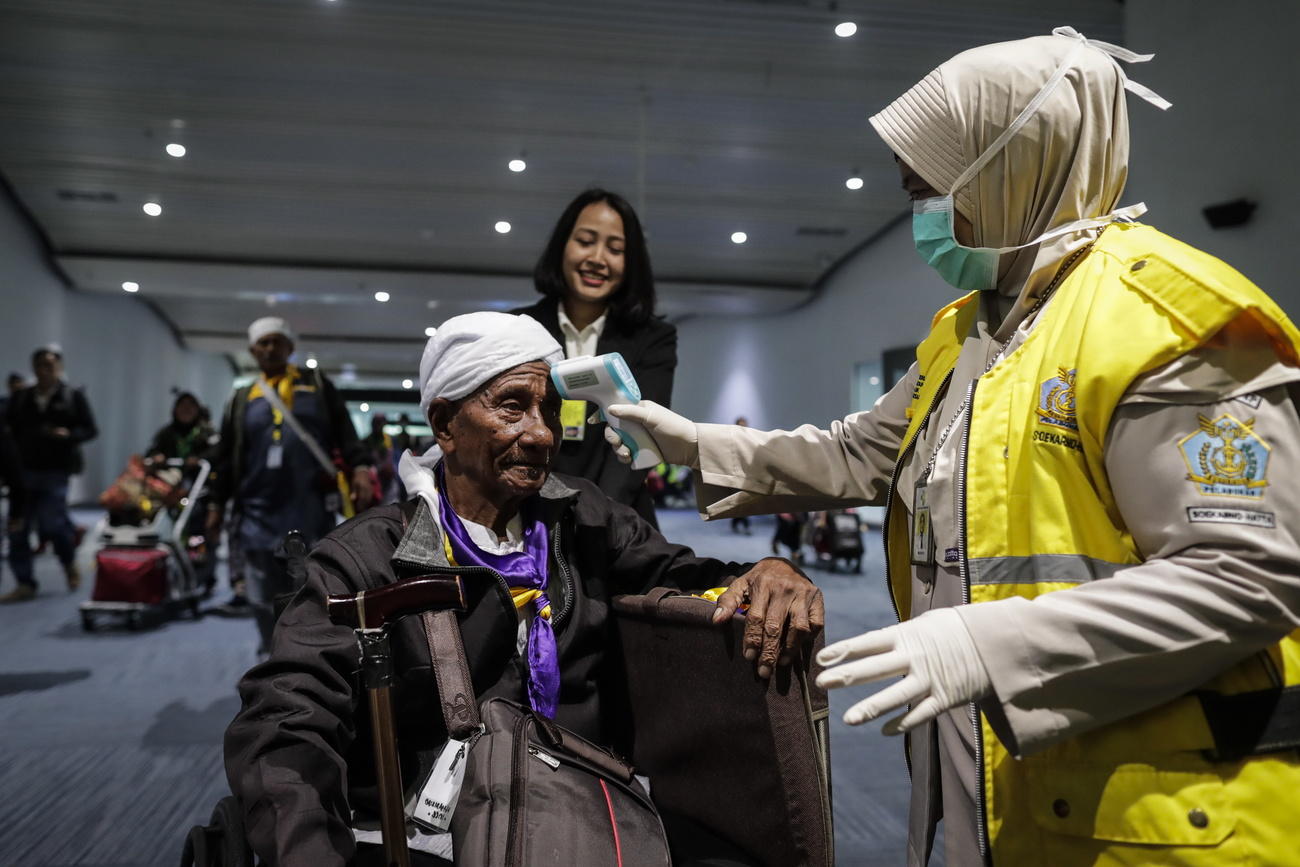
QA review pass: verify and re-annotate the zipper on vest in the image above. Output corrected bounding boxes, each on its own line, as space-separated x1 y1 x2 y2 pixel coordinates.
881 370 955 625
955 377 991 865
505 711 531 867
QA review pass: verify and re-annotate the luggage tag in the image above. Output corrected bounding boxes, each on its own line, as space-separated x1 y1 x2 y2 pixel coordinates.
266 442 284 469
406 732 476 832
560 398 587 441
911 480 936 567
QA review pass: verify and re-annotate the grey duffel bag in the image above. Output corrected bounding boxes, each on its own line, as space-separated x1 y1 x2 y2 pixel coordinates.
420 610 671 867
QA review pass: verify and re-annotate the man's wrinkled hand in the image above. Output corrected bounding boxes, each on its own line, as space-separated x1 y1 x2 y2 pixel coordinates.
713 558 825 679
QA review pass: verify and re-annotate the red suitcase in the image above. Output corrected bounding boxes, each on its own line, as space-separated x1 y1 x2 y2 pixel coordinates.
93 548 169 605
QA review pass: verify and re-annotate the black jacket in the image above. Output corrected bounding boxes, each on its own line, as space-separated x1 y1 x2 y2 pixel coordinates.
208 368 371 512
510 297 677 526
223 473 744 867
6 382 98 475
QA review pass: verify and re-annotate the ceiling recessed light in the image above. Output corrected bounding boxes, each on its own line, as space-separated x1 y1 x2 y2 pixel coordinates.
305 357 318 369
845 176 864 190
359 402 370 412
424 326 436 337
508 158 526 173
165 143 186 158
374 290 391 302
834 21 857 38
730 231 748 244
494 221 512 234
142 202 162 217
121 281 139 293
402 378 414 389
426 299 440 310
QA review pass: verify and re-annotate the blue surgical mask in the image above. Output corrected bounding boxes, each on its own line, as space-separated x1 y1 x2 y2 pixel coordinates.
908 27 1169 292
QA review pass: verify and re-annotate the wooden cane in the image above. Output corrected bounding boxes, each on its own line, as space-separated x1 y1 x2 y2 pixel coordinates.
328 575 466 867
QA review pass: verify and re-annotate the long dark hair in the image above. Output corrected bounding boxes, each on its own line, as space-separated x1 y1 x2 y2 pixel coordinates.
532 189 656 330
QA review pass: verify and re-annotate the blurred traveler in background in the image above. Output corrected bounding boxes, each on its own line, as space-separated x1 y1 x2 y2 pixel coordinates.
771 512 806 565
512 188 676 527
363 413 400 504
0 372 25 416
3 345 97 600
0 423 27 602
145 391 218 595
207 317 375 649
147 392 216 466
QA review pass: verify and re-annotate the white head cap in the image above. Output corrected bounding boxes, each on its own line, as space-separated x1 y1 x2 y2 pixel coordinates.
247 316 295 347
418 312 563 414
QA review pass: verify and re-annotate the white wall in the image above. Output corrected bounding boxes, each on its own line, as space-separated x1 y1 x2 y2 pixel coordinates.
676 2 1298 433
675 216 952 430
1124 0 1297 315
0 191 233 500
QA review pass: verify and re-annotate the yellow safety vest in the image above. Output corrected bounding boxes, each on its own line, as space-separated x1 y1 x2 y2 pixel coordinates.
886 222 1300 865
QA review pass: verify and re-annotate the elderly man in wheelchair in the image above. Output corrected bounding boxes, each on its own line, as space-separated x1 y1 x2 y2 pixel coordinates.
219 313 827 867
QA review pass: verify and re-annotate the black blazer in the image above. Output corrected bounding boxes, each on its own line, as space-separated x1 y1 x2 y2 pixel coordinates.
511 296 677 526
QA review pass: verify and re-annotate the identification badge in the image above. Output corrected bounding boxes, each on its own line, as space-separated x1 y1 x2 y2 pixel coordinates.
406 736 471 832
911 481 935 566
266 442 283 469
560 399 588 441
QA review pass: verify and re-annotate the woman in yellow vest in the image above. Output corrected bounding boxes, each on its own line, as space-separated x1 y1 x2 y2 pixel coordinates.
605 27 1300 867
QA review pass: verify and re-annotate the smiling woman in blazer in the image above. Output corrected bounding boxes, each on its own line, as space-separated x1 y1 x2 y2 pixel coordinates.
512 188 676 527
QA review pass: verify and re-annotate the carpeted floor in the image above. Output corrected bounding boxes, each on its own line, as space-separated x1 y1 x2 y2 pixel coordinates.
0 508 925 866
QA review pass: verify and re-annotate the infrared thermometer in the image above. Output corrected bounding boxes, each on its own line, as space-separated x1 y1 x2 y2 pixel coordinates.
551 353 663 470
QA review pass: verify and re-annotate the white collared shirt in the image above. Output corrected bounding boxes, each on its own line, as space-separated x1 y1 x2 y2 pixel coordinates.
458 512 525 555
556 306 607 359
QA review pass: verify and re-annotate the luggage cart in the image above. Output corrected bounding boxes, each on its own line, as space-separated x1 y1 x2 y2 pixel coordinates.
80 458 210 631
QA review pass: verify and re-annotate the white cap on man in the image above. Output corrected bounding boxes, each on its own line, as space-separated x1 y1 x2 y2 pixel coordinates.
247 316 295 347
418 312 563 413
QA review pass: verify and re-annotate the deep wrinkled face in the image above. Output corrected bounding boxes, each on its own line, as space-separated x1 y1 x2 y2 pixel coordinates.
562 202 626 306
249 333 293 376
438 361 562 503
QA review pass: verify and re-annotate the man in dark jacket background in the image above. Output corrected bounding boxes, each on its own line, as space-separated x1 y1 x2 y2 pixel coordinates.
224 312 823 866
206 316 375 648
2 345 96 601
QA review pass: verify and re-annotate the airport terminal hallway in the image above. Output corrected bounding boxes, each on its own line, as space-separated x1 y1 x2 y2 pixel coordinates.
0 510 931 867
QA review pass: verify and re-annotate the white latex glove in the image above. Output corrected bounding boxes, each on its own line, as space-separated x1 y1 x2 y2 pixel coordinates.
602 400 700 467
815 607 992 735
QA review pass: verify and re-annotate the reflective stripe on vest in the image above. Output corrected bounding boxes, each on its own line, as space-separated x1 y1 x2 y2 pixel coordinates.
968 553 1126 585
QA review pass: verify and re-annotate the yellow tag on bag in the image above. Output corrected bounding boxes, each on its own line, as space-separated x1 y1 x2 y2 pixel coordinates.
560 399 588 441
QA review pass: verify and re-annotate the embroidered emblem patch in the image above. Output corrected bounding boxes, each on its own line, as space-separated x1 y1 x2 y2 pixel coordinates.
1177 413 1270 499
1036 368 1078 430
